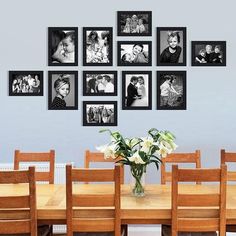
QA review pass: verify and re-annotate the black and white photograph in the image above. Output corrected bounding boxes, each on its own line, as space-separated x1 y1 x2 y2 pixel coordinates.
157 27 186 66
9 71 43 96
191 41 226 66
117 11 152 36
83 27 113 66
48 71 78 110
122 71 152 110
48 27 78 66
83 71 117 96
83 101 117 126
157 71 186 110
118 41 152 66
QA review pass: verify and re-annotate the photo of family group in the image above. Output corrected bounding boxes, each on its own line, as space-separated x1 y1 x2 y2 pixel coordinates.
118 41 152 66
48 27 78 66
192 41 226 66
9 71 43 96
48 71 78 110
117 11 152 36
83 27 113 66
157 71 186 110
83 101 117 126
83 71 117 96
122 71 152 110
157 27 186 66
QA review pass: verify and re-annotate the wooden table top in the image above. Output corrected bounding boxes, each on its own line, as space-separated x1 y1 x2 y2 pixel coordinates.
1 184 236 224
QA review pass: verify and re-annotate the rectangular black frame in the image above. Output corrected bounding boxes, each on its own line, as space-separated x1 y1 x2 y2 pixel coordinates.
83 71 117 96
83 101 117 126
122 71 152 110
83 27 113 66
157 27 187 66
9 71 44 96
48 27 78 66
157 71 187 110
117 41 152 66
191 41 226 66
48 71 78 110
117 11 152 36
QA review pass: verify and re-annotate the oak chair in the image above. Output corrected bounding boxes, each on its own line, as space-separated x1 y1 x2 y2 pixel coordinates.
221 149 236 232
66 164 123 236
0 166 37 235
171 164 227 236
14 150 55 184
161 150 201 185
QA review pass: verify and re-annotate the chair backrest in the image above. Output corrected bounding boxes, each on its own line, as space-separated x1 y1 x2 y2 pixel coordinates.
14 149 55 184
0 166 37 235
84 149 124 184
161 150 201 184
221 149 236 181
66 164 121 236
171 164 227 236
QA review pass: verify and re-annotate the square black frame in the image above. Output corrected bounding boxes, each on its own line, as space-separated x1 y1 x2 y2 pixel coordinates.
122 71 152 110
157 71 186 110
48 71 78 110
83 71 117 96
117 11 152 36
83 27 113 66
157 27 187 66
48 27 78 66
83 101 117 126
9 71 43 96
191 41 226 66
117 41 152 66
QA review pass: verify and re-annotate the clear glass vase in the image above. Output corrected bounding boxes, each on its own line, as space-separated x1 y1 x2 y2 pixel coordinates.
130 165 146 197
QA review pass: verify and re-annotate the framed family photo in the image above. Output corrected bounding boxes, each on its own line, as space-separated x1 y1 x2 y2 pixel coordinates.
122 71 152 110
48 27 78 66
9 71 43 96
191 41 226 66
157 27 186 66
117 41 152 66
157 71 186 110
48 71 78 110
83 27 113 66
83 101 117 126
83 71 117 96
117 11 152 36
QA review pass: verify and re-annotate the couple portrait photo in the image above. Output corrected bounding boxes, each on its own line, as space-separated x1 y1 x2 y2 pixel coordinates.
48 27 78 66
122 71 152 110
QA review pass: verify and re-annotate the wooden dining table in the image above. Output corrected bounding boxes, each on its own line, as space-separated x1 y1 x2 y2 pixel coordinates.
1 183 236 225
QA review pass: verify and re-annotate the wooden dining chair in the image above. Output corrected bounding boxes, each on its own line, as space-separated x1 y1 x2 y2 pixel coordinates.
14 150 55 184
0 166 37 235
66 164 123 236
171 164 227 236
85 150 125 184
161 150 201 185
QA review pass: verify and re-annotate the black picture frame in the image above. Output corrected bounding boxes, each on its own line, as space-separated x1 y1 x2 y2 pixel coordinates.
83 101 117 126
157 71 186 110
157 27 187 66
9 71 43 96
117 11 152 36
48 27 78 66
117 41 152 66
191 41 226 66
83 71 117 96
48 71 78 110
122 71 152 110
83 27 113 66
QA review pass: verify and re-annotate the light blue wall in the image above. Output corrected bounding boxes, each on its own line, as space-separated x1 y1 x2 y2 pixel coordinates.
0 0 235 183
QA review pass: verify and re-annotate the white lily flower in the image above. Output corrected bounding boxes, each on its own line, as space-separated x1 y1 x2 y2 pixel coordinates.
157 141 173 157
129 151 146 164
96 144 117 159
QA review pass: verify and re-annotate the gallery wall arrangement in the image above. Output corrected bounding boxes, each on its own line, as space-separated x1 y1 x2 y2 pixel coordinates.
7 10 227 127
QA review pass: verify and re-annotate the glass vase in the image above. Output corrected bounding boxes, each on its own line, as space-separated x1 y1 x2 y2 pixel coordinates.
130 164 146 197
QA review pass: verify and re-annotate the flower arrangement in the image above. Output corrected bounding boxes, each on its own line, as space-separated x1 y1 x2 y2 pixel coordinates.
97 128 177 197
